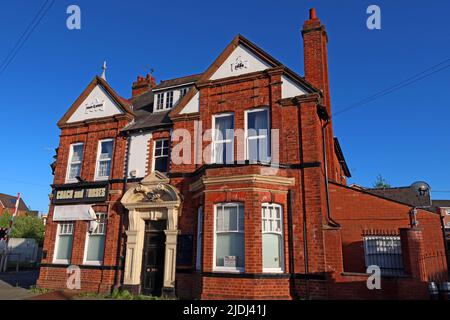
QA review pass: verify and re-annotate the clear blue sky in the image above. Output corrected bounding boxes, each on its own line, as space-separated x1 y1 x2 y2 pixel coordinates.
0 0 449 212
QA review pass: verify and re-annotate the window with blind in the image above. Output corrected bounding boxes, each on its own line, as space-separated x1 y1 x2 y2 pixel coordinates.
363 235 404 276
246 108 270 163
214 203 244 271
66 143 84 182
212 113 234 164
262 203 284 272
54 222 74 264
84 213 107 265
95 139 114 180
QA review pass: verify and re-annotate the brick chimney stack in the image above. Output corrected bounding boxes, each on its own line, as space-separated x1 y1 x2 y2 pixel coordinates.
302 8 331 111
302 8 336 178
132 74 156 98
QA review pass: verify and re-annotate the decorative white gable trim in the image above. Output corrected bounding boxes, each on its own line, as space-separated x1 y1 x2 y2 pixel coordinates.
281 75 307 99
210 44 271 80
67 85 124 123
180 91 200 114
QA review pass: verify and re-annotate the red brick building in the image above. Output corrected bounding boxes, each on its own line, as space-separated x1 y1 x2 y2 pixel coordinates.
37 9 447 299
0 193 36 218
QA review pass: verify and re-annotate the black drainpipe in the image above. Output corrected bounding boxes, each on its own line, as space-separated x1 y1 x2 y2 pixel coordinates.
297 103 310 299
114 133 129 289
287 190 297 299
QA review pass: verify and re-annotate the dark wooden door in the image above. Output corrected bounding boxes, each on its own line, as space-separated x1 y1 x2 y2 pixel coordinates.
141 230 165 296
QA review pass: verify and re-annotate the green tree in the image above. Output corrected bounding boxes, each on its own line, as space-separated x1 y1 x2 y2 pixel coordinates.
0 211 45 246
10 215 45 246
0 210 11 228
373 174 391 189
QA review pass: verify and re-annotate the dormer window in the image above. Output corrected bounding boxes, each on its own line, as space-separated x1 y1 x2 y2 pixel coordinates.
156 93 164 111
166 91 174 109
180 87 188 98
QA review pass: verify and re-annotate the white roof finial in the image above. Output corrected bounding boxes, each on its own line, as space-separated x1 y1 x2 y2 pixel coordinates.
101 60 107 80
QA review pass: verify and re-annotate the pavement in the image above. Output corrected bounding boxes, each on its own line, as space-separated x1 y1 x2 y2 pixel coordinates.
0 270 39 300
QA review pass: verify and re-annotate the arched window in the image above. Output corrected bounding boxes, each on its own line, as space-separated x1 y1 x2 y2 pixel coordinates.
262 203 284 272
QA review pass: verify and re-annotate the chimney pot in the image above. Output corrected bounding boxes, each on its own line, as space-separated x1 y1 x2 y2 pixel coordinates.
309 8 317 20
132 74 156 98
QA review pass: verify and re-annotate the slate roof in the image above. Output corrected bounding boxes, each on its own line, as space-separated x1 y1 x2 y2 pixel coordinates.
429 200 450 213
152 74 202 91
365 187 431 208
0 193 29 211
122 109 172 132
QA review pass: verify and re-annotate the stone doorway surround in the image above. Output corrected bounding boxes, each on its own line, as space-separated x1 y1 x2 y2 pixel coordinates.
121 171 181 296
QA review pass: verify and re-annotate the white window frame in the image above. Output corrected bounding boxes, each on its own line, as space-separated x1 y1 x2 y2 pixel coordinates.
152 138 170 173
180 87 188 99
196 206 203 271
444 208 450 215
166 91 174 109
262 203 284 273
212 113 234 164
213 202 245 273
65 143 84 183
244 108 271 163
94 139 114 181
53 222 74 264
83 213 107 266
156 92 165 111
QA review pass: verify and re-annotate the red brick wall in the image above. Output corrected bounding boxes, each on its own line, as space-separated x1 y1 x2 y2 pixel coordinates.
37 118 128 293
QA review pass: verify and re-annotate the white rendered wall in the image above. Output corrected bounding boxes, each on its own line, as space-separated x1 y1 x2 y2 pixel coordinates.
127 132 152 178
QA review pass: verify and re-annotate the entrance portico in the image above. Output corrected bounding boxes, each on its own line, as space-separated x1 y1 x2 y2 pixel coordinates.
121 171 181 296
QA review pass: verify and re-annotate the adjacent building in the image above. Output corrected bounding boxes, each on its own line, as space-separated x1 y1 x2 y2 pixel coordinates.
36 9 448 299
0 193 37 217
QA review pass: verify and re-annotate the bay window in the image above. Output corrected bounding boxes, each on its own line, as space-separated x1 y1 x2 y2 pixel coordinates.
246 108 270 163
153 139 169 173
212 113 234 164
262 203 284 272
54 222 74 264
84 213 107 265
214 203 244 271
95 139 114 180
66 143 84 182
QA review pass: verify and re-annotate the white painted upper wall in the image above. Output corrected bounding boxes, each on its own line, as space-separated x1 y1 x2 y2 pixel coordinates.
281 75 307 99
210 44 271 80
180 91 200 114
126 132 152 179
67 85 123 123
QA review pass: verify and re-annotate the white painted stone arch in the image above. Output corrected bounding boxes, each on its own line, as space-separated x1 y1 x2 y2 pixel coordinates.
121 171 182 295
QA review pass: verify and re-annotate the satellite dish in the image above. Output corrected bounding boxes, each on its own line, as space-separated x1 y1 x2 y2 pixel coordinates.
410 181 431 197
